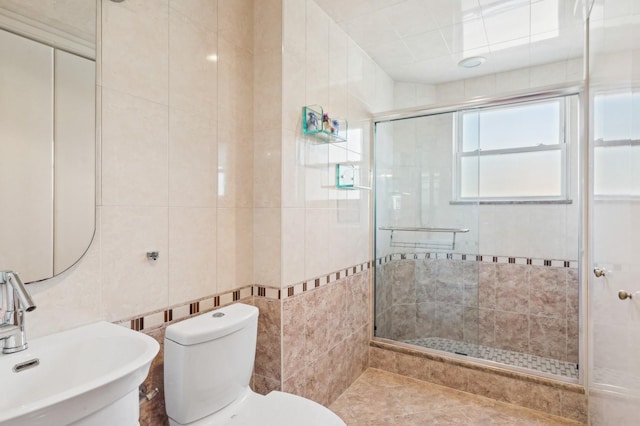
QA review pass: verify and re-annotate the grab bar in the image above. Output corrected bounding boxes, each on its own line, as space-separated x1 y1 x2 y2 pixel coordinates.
378 227 469 233
378 226 469 250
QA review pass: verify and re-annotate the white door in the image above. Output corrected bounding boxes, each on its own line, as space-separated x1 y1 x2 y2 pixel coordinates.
588 1 640 423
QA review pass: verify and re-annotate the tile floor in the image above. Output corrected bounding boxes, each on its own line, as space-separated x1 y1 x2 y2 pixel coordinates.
329 369 583 425
404 337 579 379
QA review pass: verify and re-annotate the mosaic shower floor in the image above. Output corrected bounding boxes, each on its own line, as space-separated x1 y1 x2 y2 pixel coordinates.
404 337 579 379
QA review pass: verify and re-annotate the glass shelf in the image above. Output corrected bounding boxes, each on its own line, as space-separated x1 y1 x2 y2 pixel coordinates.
336 163 370 190
302 105 347 142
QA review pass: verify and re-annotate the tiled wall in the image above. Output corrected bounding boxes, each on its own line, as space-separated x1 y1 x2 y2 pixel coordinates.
28 0 254 338
127 262 370 425
376 254 579 364
251 262 372 405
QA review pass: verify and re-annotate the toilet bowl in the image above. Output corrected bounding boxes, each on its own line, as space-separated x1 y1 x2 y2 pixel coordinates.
164 303 346 426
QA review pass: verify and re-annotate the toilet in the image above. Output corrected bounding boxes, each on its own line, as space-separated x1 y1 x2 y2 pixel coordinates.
164 303 346 425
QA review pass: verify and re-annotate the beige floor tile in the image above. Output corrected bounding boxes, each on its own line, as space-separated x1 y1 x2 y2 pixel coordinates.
330 369 582 426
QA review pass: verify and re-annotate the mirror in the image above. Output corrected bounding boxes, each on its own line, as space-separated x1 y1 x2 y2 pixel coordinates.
0 0 96 283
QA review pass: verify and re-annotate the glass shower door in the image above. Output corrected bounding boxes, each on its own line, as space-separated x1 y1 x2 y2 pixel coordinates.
374 112 480 357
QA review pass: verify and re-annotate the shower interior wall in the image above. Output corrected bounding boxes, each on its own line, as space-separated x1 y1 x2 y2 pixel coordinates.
375 59 582 369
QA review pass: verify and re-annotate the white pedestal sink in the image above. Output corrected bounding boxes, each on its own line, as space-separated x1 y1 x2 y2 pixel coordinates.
0 321 159 425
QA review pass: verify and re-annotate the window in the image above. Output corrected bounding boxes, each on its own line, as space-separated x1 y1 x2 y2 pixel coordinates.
593 91 640 197
454 96 570 201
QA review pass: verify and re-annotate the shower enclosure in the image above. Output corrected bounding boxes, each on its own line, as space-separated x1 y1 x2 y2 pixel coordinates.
373 93 581 381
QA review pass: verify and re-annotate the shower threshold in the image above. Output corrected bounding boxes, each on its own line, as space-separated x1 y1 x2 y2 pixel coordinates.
403 337 578 379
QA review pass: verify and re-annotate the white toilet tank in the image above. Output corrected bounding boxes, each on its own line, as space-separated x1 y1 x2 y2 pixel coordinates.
164 303 259 425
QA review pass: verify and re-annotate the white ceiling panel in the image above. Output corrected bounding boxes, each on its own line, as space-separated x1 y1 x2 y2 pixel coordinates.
402 29 451 61
316 0 585 85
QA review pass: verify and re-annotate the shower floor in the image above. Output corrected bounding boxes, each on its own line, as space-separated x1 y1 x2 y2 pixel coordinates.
404 337 579 379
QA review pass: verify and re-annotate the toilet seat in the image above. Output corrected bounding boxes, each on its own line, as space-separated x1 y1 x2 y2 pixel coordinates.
168 389 346 426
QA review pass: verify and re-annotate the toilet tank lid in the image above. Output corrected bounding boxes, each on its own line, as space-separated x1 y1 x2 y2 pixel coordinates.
165 303 259 346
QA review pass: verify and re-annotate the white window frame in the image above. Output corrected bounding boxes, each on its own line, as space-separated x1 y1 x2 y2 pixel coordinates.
453 96 570 203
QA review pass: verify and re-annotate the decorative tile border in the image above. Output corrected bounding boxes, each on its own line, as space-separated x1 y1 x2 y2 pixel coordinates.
253 260 372 301
377 252 578 269
116 285 254 332
116 260 373 330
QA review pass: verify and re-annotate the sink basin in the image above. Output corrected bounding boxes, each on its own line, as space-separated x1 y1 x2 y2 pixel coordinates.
0 321 159 425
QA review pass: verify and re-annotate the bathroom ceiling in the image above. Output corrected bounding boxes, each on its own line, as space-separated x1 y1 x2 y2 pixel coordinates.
315 0 585 84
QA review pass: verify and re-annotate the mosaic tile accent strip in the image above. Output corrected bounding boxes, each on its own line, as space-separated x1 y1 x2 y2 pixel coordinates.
377 253 578 269
254 260 372 301
404 337 579 379
116 285 253 332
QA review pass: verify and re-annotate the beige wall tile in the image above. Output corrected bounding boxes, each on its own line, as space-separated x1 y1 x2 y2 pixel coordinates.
102 0 169 105
218 0 253 53
216 207 253 292
281 208 305 285
101 88 169 207
169 109 217 207
304 208 330 279
168 207 216 305
253 127 282 208
101 206 168 320
253 208 282 286
253 0 282 56
169 0 218 36
169 8 218 118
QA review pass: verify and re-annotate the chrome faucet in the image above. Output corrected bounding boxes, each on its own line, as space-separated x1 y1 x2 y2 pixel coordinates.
0 271 36 354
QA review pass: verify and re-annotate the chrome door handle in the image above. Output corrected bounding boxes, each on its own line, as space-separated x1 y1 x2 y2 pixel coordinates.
593 267 606 277
618 290 633 300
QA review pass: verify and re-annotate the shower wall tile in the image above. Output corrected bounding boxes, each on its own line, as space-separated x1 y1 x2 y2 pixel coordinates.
478 308 496 347
495 311 530 354
415 259 437 302
530 316 567 361
391 304 417 340
388 260 416 304
530 266 567 319
495 264 529 314
435 303 464 341
478 263 497 309
415 302 436 337
463 307 480 344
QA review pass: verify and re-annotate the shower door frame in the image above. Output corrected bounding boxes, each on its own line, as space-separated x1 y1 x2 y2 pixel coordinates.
371 84 587 384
